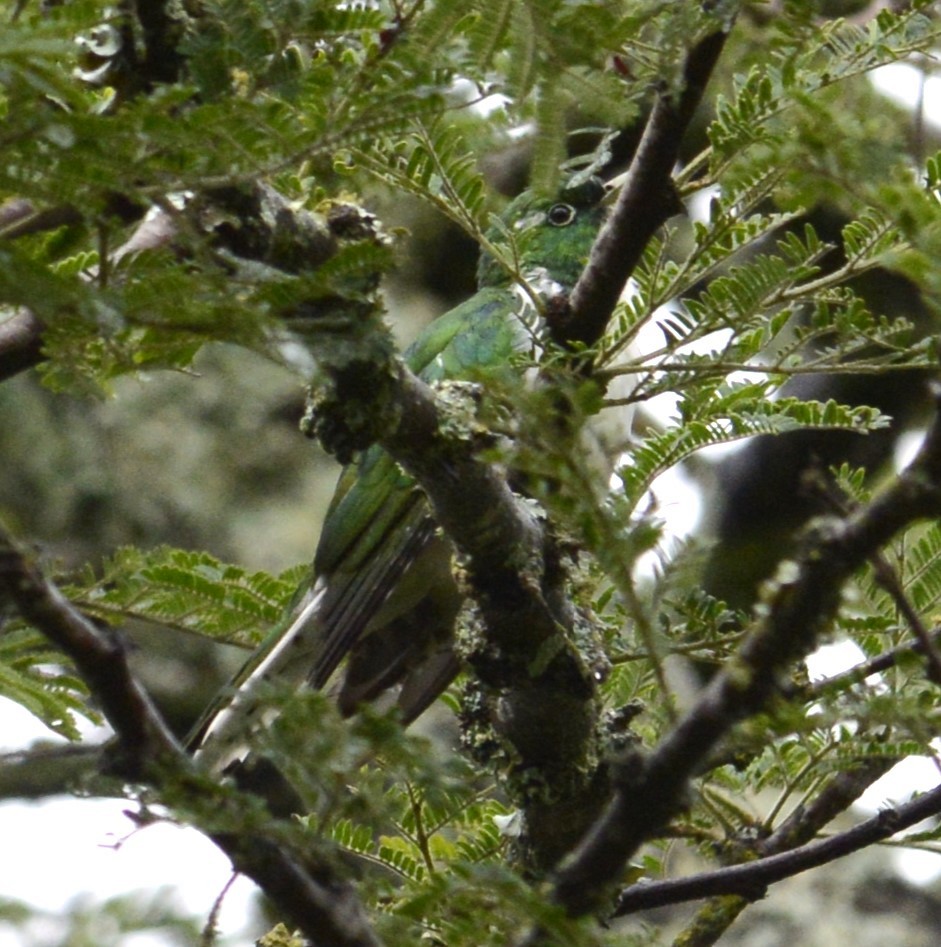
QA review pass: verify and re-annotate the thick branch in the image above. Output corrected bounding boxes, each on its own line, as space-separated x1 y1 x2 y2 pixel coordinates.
380 371 546 593
542 382 941 921
391 374 605 869
304 313 607 870
0 524 381 947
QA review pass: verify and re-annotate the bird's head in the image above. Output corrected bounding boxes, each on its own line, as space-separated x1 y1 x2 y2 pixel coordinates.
476 176 608 290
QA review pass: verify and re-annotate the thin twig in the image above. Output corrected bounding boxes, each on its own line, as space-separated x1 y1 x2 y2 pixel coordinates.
805 626 941 701
803 467 941 686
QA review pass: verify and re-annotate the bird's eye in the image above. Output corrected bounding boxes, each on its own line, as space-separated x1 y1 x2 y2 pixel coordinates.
547 202 576 226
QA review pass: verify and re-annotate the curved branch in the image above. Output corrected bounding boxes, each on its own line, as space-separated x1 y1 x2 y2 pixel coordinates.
0 524 382 947
0 533 178 771
0 309 44 384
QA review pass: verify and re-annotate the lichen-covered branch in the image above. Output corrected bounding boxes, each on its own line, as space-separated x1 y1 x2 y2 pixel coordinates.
307 339 609 871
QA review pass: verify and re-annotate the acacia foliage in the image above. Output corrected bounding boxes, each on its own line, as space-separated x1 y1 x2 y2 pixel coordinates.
4 1 941 945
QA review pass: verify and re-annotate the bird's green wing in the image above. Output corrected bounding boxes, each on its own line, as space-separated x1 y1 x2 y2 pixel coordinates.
305 285 524 678
188 286 524 766
190 179 609 768
314 284 520 576
405 285 522 380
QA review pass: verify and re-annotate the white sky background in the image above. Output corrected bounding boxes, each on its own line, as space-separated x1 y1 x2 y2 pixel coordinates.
4 61 941 945
0 703 261 945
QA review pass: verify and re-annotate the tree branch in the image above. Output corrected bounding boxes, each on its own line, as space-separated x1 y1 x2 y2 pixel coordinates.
615 774 941 914
0 744 107 800
0 200 83 241
804 626 941 701
306 339 609 871
133 0 187 86
615 750 898 944
0 523 382 947
0 309 45 384
0 182 353 385
557 18 731 350
539 381 941 923
0 531 178 773
803 468 941 684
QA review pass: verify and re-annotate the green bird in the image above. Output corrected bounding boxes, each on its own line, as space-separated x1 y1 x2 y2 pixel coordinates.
189 177 609 772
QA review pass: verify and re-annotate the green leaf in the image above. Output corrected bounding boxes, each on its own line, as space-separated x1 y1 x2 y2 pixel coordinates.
0 628 96 739
617 392 889 506
68 546 301 647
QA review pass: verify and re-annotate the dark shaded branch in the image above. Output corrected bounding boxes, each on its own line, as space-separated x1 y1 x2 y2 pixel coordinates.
0 530 178 773
133 0 187 86
557 21 731 350
196 182 341 274
0 309 44 384
661 709 907 940
211 831 384 947
616 772 941 914
0 524 382 947
540 381 941 922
